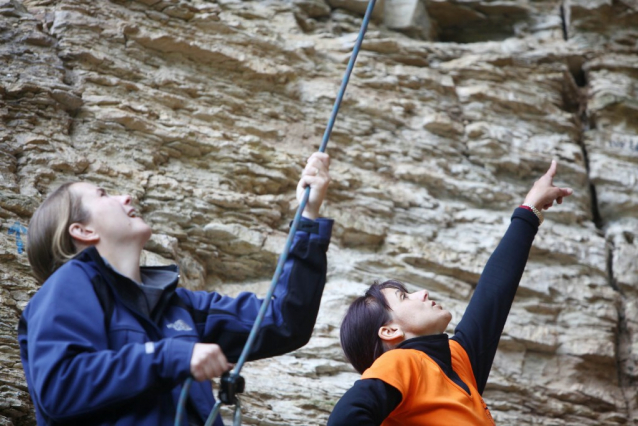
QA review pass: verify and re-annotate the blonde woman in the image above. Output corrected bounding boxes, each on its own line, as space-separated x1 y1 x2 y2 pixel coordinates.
18 153 332 426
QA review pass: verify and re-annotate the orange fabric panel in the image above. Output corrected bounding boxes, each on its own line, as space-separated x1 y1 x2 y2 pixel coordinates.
362 345 495 426
450 340 479 390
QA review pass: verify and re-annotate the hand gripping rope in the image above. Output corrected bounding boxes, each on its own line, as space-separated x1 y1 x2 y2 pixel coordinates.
175 1 377 425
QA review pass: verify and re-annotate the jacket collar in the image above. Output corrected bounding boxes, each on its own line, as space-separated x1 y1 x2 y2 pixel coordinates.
397 333 452 372
74 247 179 321
396 333 471 395
74 245 179 276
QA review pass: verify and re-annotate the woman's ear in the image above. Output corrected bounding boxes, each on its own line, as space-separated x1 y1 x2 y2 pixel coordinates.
69 223 99 245
378 324 405 344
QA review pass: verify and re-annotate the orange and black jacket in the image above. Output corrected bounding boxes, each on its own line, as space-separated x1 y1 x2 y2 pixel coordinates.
328 208 539 425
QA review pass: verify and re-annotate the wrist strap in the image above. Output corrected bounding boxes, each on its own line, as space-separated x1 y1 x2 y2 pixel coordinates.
520 204 544 225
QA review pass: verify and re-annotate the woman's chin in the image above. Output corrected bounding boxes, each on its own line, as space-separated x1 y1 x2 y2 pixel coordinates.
140 227 153 245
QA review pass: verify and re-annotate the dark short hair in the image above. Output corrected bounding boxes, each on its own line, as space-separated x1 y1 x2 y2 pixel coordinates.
340 280 408 374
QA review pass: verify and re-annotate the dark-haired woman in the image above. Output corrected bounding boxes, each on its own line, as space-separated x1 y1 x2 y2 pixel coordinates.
328 161 573 426
18 153 332 426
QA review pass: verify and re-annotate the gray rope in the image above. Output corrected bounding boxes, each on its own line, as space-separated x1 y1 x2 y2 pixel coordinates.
176 1 378 424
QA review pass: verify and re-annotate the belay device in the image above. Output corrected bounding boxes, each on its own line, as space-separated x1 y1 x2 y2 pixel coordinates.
175 1 378 425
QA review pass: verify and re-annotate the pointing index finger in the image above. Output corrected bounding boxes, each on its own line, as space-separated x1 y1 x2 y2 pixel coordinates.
546 160 557 180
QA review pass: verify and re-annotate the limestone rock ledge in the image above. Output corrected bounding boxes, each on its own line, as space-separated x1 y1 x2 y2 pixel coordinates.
1 0 637 425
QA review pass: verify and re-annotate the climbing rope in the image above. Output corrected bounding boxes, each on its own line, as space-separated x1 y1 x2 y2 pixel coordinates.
175 1 377 424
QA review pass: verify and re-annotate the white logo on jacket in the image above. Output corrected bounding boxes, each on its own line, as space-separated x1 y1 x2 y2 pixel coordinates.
166 319 193 331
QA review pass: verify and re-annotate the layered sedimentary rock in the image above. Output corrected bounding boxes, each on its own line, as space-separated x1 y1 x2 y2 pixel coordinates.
1 0 636 425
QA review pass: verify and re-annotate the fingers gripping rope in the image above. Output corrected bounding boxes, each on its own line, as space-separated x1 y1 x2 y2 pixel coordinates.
175 1 377 424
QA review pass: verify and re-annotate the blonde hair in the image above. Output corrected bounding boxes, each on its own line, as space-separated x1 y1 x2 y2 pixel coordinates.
27 182 90 284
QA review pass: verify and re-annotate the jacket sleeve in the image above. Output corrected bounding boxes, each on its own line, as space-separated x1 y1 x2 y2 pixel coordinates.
327 379 402 426
17 263 194 422
177 217 333 362
451 207 539 394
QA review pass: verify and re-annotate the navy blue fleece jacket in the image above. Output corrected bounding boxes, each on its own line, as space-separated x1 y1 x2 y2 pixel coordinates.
19 218 333 426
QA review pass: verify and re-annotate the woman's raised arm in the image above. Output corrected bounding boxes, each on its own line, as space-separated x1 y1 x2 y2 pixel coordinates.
451 161 572 393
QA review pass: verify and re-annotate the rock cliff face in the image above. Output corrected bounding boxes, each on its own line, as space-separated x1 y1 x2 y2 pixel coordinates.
1 0 637 424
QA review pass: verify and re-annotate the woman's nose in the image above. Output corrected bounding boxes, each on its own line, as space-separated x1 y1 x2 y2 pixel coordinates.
411 290 429 301
119 194 132 205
